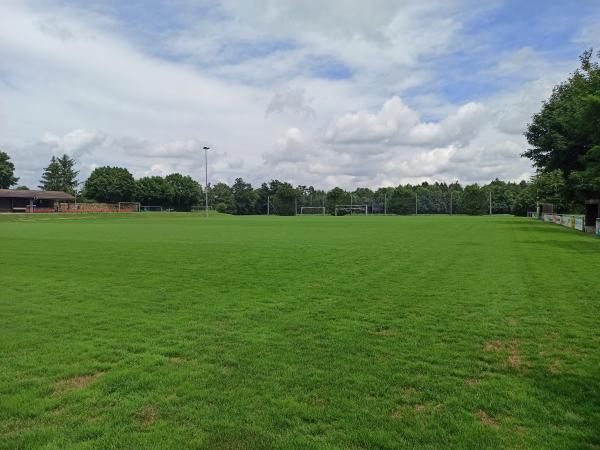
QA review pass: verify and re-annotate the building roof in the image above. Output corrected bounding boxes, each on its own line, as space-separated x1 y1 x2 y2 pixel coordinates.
0 189 75 200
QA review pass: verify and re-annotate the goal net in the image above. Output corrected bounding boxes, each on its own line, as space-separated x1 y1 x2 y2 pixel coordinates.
118 202 140 212
300 206 326 215
335 205 368 216
141 206 164 212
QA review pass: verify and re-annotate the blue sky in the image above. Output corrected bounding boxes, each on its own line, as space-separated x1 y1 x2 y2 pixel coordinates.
1 0 599 188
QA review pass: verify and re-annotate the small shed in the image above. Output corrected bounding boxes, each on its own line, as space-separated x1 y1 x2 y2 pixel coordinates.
0 189 75 213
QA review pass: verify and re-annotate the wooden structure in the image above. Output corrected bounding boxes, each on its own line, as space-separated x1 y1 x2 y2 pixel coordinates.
0 189 75 213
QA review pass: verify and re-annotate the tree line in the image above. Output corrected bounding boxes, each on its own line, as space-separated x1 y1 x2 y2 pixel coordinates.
0 149 583 216
0 151 540 214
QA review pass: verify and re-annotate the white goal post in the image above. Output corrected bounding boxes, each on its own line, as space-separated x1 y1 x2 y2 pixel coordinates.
334 204 368 216
118 202 141 212
300 206 326 215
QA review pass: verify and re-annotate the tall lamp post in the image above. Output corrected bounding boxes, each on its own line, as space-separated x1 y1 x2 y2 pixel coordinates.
203 146 210 218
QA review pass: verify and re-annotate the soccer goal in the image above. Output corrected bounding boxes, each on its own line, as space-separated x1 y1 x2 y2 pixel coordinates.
300 206 326 216
118 202 140 212
141 206 164 212
335 204 368 216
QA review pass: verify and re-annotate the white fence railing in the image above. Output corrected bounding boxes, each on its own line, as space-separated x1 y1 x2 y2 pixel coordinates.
597 218 600 237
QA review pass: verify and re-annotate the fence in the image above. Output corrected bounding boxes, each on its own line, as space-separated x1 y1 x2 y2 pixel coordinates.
542 214 585 231
597 219 600 237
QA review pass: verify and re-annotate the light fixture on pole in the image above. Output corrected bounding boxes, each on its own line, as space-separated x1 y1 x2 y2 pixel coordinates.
203 146 210 218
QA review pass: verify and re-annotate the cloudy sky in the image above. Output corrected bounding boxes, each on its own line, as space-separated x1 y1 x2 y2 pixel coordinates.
1 0 599 189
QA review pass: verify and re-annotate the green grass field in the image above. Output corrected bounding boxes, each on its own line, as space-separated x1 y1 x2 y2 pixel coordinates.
1 213 599 449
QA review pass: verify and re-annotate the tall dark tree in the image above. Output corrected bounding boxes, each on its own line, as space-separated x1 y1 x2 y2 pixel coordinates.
487 179 518 214
374 187 394 213
390 186 415 215
39 157 61 191
512 183 537 217
254 183 272 214
231 178 256 215
0 151 19 188
352 187 374 209
325 187 348 215
460 184 488 215
273 182 298 215
39 154 79 194
135 176 173 207
531 170 567 211
165 173 202 211
57 154 79 194
524 49 600 200
208 182 235 213
84 166 135 203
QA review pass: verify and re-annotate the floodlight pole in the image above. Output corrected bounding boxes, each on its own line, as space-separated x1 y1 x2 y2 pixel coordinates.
267 195 270 216
203 146 210 218
384 193 387 215
489 191 492 216
415 193 418 215
450 191 453 215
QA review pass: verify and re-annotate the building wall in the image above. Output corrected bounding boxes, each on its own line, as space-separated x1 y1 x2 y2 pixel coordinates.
0 198 11 212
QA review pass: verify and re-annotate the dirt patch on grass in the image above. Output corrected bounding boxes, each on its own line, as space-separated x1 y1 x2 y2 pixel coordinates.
221 365 234 376
484 340 504 352
507 341 523 369
465 378 479 385
54 372 105 394
549 359 563 374
168 356 185 364
507 349 522 369
400 386 418 399
506 318 519 326
311 398 328 408
484 339 525 369
476 410 499 427
375 326 395 337
391 409 403 419
137 406 157 428
391 404 429 419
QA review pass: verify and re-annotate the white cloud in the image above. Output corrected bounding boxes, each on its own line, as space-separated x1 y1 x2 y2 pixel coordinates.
264 128 310 165
152 139 208 158
265 88 315 118
40 129 107 157
324 97 485 148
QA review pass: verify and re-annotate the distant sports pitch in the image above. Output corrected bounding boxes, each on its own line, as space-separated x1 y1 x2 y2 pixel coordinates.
1 213 599 449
